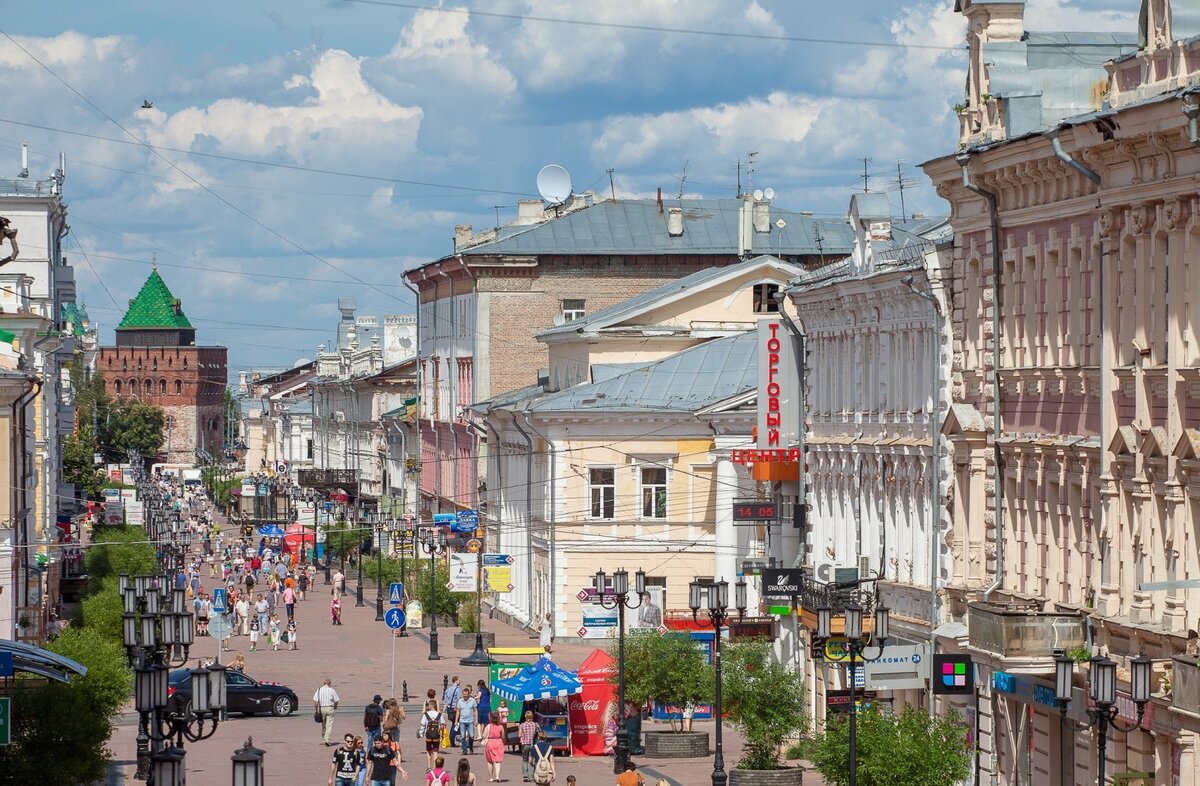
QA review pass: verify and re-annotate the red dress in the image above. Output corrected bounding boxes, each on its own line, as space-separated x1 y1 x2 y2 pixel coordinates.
484 723 505 764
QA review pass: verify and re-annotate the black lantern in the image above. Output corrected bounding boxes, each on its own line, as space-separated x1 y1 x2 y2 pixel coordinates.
231 736 266 786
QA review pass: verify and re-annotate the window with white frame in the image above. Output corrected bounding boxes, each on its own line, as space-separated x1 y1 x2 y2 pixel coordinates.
561 299 586 322
640 466 667 518
589 467 615 519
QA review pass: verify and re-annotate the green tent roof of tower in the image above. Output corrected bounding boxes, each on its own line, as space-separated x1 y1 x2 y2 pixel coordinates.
117 269 193 330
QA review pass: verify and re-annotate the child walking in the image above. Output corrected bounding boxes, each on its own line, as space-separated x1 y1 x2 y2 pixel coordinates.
268 614 282 651
248 616 260 652
287 619 298 650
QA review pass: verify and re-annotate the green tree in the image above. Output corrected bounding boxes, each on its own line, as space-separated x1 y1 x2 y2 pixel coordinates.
106 399 166 459
85 524 158 590
612 631 713 730
0 627 132 786
722 639 808 770
810 706 971 786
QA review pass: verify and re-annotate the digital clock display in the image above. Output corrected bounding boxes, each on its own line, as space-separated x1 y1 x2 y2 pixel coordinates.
732 500 778 522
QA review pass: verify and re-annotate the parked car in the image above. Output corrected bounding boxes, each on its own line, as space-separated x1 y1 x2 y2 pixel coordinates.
168 668 297 717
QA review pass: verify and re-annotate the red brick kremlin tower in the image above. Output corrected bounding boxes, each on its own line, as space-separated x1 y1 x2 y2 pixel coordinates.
97 269 228 463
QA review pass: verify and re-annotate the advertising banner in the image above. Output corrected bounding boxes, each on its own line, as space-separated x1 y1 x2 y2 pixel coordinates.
482 553 514 593
570 651 619 757
489 660 528 721
448 552 479 593
578 605 619 639
103 501 123 526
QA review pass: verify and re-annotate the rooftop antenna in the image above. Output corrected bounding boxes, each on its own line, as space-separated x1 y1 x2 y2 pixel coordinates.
491 205 505 230
893 161 918 219
747 151 759 196
735 158 743 197
19 142 28 179
606 168 616 201
815 226 826 265
859 157 872 193
676 159 689 200
536 164 573 209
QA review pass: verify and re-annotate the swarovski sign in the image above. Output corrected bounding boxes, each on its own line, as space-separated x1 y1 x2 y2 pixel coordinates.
762 568 804 599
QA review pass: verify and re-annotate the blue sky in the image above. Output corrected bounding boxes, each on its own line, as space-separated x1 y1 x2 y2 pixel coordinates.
0 0 1136 374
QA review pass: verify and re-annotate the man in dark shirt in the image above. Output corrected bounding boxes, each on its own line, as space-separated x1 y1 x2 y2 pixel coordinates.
328 734 361 786
365 736 401 786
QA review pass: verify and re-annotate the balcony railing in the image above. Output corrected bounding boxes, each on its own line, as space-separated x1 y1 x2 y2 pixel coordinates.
967 603 1085 660
1173 655 1200 717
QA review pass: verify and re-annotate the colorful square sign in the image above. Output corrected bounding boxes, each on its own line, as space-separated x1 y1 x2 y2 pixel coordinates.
932 654 974 695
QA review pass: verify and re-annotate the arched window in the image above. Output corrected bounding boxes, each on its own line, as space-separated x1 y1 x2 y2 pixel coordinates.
159 379 167 395
128 378 137 394
113 379 122 395
144 378 153 395
174 379 183 395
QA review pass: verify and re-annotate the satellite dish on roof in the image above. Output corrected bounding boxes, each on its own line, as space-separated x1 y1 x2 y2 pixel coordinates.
764 187 775 200
752 189 764 201
537 164 573 205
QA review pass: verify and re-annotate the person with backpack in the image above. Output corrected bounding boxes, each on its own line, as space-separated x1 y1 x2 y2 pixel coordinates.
420 700 445 772
530 730 555 785
427 755 451 786
364 694 385 748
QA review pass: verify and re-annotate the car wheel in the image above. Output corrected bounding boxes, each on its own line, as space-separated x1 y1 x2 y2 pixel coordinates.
271 694 294 717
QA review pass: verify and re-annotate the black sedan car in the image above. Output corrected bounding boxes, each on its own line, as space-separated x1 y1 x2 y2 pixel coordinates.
168 668 297 717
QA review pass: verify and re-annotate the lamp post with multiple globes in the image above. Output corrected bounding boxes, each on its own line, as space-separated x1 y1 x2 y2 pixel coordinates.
593 568 646 774
1055 652 1152 786
687 577 747 786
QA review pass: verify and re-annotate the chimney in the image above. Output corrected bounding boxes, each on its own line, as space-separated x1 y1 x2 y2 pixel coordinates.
753 199 771 234
517 199 545 225
657 188 663 215
667 207 684 237
454 225 473 250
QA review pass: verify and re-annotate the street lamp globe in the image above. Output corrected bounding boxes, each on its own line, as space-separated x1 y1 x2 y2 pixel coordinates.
1090 656 1117 705
612 568 629 596
151 746 186 786
687 579 702 613
1130 654 1153 704
844 603 863 640
816 606 833 640
873 606 890 641
231 736 266 786
1054 654 1074 703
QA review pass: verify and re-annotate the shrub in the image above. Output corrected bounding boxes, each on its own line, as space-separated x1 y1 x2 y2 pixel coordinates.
810 706 970 786
722 639 807 770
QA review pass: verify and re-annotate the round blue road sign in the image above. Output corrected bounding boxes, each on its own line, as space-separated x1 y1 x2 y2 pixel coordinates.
384 607 406 629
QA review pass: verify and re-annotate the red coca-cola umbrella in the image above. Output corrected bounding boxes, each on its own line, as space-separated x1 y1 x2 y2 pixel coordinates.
571 649 618 756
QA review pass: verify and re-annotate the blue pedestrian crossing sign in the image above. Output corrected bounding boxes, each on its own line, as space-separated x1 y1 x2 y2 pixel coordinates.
388 582 404 605
211 587 227 614
384 607 406 630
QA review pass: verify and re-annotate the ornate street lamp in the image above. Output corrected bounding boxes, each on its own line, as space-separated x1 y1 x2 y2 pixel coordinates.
688 578 747 786
1055 653 1152 786
597 568 647 774
231 736 266 786
812 602 891 786
420 526 448 660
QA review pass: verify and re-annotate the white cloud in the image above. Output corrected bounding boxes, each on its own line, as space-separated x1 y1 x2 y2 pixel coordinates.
145 50 422 176
511 0 783 89
1024 0 1136 32
375 8 516 97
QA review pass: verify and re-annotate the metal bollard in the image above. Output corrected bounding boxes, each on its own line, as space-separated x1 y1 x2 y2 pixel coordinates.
402 680 410 703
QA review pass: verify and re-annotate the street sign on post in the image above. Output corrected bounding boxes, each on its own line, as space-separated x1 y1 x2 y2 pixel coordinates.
211 587 227 614
482 554 514 593
455 509 479 533
384 607 407 630
448 553 478 592
389 582 405 605
207 616 232 641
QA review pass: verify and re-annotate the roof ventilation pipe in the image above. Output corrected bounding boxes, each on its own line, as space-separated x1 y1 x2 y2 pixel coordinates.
753 199 771 233
667 207 684 237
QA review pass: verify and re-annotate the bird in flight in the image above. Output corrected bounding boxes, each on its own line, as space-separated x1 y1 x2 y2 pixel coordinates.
141 100 154 109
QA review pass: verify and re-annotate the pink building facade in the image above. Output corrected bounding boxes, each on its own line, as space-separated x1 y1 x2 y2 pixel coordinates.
925 2 1200 783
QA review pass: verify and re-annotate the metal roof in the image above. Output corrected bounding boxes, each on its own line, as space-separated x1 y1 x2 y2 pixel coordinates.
981 30 1137 140
521 331 756 414
0 639 88 683
458 199 854 257
538 255 803 339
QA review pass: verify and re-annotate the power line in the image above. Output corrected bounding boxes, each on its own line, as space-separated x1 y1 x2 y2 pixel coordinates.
340 0 963 53
0 117 537 199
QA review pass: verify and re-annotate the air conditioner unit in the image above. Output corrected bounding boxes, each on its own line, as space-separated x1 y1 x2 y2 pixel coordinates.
815 563 835 584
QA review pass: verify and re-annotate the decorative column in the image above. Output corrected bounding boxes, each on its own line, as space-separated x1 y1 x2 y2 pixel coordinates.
713 441 739 585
